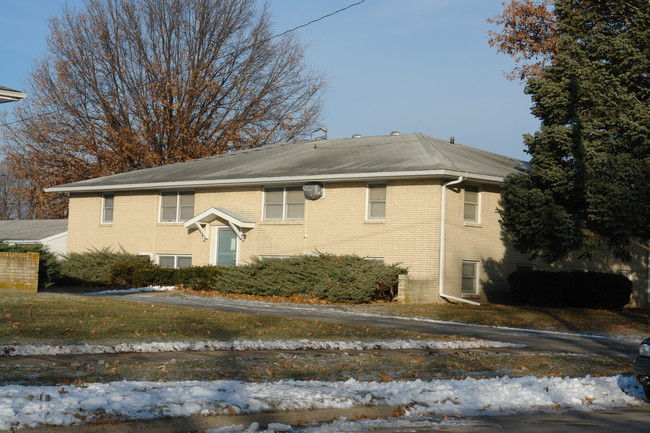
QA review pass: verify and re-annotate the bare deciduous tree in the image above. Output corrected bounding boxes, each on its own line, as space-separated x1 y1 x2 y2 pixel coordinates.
0 159 31 219
2 0 325 218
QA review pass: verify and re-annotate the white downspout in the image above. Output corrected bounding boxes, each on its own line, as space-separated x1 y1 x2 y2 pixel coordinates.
439 176 481 305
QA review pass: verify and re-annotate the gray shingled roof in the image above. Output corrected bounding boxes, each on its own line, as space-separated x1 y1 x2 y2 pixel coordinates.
47 133 528 193
0 220 68 241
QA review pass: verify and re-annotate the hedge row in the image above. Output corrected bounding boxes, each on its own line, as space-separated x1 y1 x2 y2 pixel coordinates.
107 253 406 303
204 254 406 303
508 270 631 309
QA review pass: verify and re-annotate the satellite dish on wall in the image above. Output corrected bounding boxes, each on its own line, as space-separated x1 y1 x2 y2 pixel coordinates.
303 183 324 200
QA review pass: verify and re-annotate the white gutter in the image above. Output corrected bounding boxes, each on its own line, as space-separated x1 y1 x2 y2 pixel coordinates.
438 176 481 306
45 170 507 193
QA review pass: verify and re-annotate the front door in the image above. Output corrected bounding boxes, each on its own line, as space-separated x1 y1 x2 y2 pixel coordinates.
216 227 238 266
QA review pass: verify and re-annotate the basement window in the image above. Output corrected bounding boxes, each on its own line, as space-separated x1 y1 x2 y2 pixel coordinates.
461 261 479 295
158 255 192 269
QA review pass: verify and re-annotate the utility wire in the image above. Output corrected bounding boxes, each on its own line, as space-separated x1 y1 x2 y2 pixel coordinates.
0 0 368 129
272 0 367 40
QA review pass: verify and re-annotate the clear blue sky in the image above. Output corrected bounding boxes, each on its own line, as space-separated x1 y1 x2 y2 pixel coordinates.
0 0 539 160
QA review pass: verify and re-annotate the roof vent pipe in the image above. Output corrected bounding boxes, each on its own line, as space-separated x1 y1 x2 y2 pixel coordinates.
352 134 362 138
390 131 400 136
449 136 455 144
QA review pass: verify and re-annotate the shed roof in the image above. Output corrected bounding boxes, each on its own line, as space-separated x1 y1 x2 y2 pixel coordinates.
0 220 68 241
46 133 528 193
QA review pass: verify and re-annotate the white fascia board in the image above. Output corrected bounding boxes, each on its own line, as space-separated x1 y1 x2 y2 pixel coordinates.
45 170 506 193
40 231 68 244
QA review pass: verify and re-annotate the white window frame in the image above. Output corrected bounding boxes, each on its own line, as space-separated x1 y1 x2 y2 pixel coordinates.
263 186 304 221
101 193 114 224
366 183 386 221
159 191 194 223
158 254 192 268
464 185 480 223
461 260 479 295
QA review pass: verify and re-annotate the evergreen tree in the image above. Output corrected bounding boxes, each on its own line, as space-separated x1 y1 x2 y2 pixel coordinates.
500 0 650 261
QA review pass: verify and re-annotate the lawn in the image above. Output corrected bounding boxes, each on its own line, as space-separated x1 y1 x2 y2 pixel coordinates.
0 290 442 345
332 300 650 338
0 289 638 387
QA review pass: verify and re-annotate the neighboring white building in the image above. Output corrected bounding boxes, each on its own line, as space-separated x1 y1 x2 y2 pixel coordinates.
0 220 68 257
0 86 27 104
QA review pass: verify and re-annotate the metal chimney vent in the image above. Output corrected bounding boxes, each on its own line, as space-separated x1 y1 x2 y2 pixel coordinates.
390 131 400 136
352 134 362 138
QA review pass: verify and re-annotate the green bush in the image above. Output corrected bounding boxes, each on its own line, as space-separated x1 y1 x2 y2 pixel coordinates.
103 252 405 303
58 247 150 287
175 266 224 291
0 241 60 289
206 253 406 303
508 270 632 309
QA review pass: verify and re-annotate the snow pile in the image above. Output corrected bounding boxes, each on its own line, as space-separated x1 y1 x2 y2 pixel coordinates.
91 286 176 295
0 375 645 430
1 338 522 357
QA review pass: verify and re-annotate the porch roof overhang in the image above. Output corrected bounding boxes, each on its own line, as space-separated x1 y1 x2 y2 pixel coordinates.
183 207 255 241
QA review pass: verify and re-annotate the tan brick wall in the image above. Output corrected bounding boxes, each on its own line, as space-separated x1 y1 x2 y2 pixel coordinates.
67 179 648 306
0 252 39 291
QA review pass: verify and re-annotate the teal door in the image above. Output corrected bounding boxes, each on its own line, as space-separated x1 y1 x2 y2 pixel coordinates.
217 228 238 266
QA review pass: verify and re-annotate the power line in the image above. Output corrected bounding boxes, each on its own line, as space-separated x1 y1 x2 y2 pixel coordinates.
0 1 369 129
272 0 367 41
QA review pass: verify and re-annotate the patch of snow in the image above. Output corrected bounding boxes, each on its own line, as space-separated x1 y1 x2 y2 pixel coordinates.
1 339 523 357
0 375 645 430
91 286 177 295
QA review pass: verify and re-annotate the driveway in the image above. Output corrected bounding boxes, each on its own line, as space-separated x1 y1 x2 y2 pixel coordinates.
91 291 641 358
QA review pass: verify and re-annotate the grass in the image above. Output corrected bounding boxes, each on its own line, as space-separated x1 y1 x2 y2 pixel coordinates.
336 302 650 338
183 289 650 337
0 289 640 388
0 352 631 386
0 290 450 346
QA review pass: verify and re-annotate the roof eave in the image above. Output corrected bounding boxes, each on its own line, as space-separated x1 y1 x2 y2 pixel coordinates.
45 170 508 194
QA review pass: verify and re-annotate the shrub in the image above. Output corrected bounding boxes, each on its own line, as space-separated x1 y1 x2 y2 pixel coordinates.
508 270 632 309
58 247 150 287
108 261 223 290
175 266 224 291
0 241 60 289
205 253 406 303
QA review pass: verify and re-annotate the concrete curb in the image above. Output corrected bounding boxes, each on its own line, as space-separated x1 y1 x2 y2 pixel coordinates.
0 405 399 433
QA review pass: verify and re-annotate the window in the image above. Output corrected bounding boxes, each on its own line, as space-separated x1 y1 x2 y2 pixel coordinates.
461 261 479 295
102 193 114 224
367 183 386 220
464 185 480 223
263 187 304 221
160 191 194 222
158 255 192 268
